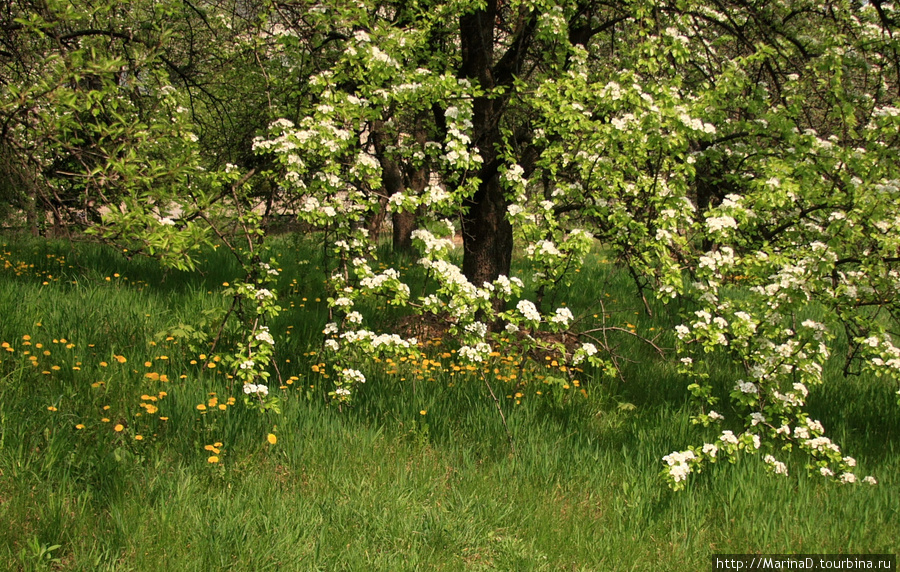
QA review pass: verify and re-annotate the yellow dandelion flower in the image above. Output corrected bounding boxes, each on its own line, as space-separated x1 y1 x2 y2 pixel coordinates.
196 404 207 411
75 424 85 430
144 361 152 367
114 355 126 363
22 335 30 341
214 442 223 447
207 456 219 463
267 434 277 445
47 406 57 411
159 417 169 421
420 410 427 415
114 424 124 432
99 361 108 367
135 435 144 441
218 404 227 411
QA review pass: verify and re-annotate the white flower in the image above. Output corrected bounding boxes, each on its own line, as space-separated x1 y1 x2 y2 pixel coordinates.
735 380 758 394
239 360 255 370
806 419 824 434
465 321 488 338
243 383 268 396
324 339 339 351
842 456 856 467
334 387 351 397
708 410 724 421
764 455 788 475
662 450 695 483
720 430 739 445
341 368 366 385
517 300 541 322
750 412 766 426
669 463 691 482
663 450 696 465
550 307 574 327
702 443 718 458
706 215 738 233
255 328 275 345
323 322 338 335
863 476 877 485
820 467 834 477
840 472 857 484
792 382 809 397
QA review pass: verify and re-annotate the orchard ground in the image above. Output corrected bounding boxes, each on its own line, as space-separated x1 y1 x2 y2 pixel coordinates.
0 234 897 571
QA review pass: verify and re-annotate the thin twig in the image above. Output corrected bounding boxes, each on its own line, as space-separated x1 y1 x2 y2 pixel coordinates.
481 371 516 456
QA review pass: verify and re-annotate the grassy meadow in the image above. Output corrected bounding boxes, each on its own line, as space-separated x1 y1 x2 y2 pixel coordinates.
0 234 898 571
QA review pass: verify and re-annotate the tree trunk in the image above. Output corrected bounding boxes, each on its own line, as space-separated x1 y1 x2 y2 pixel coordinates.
372 119 422 254
461 173 513 289
392 210 417 252
459 3 515 301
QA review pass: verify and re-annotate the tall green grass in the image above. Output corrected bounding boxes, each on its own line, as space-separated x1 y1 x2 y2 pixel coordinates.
0 235 897 571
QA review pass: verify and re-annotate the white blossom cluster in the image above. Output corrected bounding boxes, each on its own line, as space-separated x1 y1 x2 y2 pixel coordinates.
662 450 696 483
243 383 269 396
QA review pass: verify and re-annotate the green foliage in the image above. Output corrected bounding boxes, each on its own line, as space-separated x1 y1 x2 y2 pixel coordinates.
2 0 900 491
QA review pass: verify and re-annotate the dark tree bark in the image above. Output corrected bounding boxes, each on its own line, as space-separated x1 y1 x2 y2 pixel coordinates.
459 2 515 295
371 118 427 254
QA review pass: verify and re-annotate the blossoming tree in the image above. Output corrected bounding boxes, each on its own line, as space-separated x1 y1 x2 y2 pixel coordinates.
4 0 899 488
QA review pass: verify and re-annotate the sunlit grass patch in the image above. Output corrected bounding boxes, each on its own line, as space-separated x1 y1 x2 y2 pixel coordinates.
0 235 897 570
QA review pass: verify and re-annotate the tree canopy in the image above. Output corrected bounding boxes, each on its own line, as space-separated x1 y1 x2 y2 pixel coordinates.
2 0 899 487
